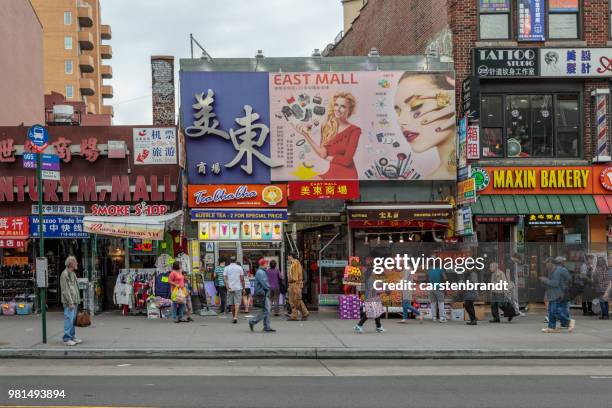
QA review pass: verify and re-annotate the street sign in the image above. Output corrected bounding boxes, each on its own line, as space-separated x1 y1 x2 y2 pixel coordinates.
27 125 49 153
23 153 60 171
36 257 48 288
41 170 60 181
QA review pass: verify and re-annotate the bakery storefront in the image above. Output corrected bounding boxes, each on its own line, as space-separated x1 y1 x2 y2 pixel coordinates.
0 126 181 313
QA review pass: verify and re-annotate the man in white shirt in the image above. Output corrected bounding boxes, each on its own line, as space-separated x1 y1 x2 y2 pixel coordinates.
223 256 245 324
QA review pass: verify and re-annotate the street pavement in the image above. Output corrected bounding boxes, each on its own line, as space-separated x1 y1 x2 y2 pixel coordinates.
1 308 612 358
1 359 612 407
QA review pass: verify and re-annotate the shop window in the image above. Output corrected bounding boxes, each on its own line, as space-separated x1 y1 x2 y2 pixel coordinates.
548 0 580 39
480 93 580 158
479 0 511 40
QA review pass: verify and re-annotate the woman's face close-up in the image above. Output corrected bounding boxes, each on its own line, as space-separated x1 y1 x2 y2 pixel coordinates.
333 97 350 121
394 76 454 153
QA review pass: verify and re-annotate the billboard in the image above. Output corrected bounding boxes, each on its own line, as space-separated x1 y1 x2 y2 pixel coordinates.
181 71 457 182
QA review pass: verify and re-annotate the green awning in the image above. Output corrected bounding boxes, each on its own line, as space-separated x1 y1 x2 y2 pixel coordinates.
471 195 599 215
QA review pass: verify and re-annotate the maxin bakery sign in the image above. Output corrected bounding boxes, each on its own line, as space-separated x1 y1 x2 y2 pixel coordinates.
477 167 593 194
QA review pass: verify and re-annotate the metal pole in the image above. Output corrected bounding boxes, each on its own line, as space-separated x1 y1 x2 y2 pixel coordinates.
37 152 46 344
190 33 193 59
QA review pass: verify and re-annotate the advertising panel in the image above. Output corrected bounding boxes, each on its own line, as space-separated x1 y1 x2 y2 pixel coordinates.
540 48 612 77
29 216 88 238
133 128 177 165
188 184 287 208
518 0 545 42
269 71 456 181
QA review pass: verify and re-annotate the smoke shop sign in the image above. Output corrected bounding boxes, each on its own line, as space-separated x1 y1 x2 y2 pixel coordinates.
477 166 594 194
90 202 169 216
0 175 176 203
475 48 539 78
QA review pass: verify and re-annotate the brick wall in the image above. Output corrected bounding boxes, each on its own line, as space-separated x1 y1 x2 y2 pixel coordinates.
151 56 176 126
328 0 448 56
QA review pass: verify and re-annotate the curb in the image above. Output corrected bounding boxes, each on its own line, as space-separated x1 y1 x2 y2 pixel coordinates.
2 348 612 359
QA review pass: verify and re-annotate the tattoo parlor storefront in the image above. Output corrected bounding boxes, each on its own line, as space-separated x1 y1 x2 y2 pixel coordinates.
0 126 181 312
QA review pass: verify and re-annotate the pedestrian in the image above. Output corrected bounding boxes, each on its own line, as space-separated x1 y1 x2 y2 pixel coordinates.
602 255 612 320
489 262 514 323
169 261 186 323
213 258 227 314
398 268 423 324
60 255 82 346
286 252 309 321
354 263 385 333
249 258 276 333
223 256 245 324
266 259 283 316
241 269 252 315
509 253 524 316
580 254 596 316
182 268 194 322
594 256 610 320
540 256 575 333
463 268 479 325
427 263 447 323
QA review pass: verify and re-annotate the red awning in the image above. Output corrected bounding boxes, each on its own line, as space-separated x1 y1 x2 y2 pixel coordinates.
595 195 612 214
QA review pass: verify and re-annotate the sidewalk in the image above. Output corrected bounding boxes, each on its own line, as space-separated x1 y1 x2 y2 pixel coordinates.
1 309 611 359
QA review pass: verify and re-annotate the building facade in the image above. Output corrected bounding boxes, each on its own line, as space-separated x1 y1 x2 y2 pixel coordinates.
30 0 113 117
0 0 44 126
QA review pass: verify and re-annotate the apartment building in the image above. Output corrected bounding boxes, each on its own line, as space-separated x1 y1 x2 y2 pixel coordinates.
31 0 113 117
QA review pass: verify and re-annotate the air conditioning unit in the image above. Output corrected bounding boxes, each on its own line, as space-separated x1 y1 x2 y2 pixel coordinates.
53 105 74 123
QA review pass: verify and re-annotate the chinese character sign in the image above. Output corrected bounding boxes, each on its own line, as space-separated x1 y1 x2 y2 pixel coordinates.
0 216 29 239
540 48 612 77
133 128 177 165
518 0 545 42
29 216 88 238
181 72 272 184
287 181 360 200
269 71 456 181
466 125 480 160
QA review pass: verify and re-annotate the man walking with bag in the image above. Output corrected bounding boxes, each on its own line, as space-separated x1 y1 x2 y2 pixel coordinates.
249 258 276 333
541 256 575 333
60 256 82 346
287 252 309 321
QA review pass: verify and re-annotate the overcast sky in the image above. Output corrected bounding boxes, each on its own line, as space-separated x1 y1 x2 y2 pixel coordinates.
100 0 343 125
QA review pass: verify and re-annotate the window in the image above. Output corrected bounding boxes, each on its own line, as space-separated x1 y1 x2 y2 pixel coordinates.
65 85 74 99
64 11 72 25
480 94 580 158
64 60 73 75
479 0 511 40
548 0 580 39
64 36 73 50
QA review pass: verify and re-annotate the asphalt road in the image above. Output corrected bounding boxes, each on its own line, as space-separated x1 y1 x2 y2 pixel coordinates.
1 359 611 408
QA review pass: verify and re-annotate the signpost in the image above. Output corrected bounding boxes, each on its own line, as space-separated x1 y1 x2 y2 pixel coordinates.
27 125 49 344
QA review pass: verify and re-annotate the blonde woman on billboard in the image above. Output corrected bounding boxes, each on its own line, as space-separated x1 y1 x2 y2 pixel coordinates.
393 72 456 179
291 92 361 180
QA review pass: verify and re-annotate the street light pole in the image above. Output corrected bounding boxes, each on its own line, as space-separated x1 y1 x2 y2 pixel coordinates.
37 152 46 344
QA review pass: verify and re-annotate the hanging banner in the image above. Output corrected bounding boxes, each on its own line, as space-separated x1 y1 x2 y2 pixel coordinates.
288 180 360 200
518 0 545 42
466 125 480 160
187 184 287 208
83 221 165 240
457 116 467 168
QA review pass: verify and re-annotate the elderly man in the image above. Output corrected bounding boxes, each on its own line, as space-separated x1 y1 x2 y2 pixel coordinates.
287 252 309 321
540 256 575 333
60 256 82 346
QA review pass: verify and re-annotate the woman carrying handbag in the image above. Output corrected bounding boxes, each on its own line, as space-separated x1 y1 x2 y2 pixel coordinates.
354 263 386 334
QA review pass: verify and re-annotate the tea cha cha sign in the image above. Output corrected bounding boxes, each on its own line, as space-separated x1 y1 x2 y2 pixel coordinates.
180 70 457 183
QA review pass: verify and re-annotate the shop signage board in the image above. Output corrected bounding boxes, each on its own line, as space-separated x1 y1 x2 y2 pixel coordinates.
32 205 86 215
0 239 27 248
475 216 518 223
471 167 490 191
83 220 165 240
287 180 359 200
457 178 476 205
455 207 474 236
476 166 598 194
466 126 480 160
319 259 349 268
518 0 545 42
190 208 288 221
479 0 510 11
107 140 127 159
181 70 457 183
457 116 467 168
133 128 177 165
90 203 169 216
474 48 539 78
198 221 283 241
29 216 88 238
348 219 449 229
188 184 287 208
540 49 612 77
527 214 563 226
0 216 29 239
461 76 480 120
457 165 471 182
348 208 452 221
600 166 612 191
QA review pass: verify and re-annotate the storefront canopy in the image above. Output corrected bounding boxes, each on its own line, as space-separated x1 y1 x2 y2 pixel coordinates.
595 195 612 214
83 211 183 240
471 195 599 215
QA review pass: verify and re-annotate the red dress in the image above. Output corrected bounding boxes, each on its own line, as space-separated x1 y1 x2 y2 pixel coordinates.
320 125 361 180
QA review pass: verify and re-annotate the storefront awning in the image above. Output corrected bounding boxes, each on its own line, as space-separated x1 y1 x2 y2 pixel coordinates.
83 211 183 240
595 195 612 214
471 195 599 215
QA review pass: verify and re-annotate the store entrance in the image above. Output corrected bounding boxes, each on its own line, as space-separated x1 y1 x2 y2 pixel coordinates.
39 239 86 309
241 242 282 277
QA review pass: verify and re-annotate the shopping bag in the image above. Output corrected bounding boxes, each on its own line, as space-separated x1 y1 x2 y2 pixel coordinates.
592 298 601 315
364 300 384 318
76 311 91 327
175 288 186 304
